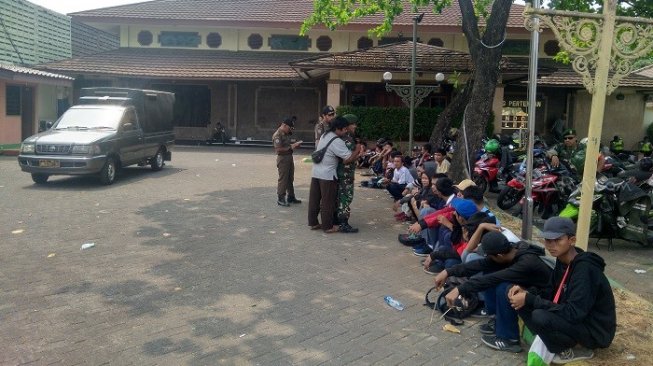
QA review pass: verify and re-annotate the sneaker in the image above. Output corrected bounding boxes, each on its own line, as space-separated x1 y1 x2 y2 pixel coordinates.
423 262 444 275
287 197 302 204
479 318 496 334
480 335 522 353
551 347 594 364
277 198 289 207
398 233 425 247
412 244 432 257
470 307 491 318
339 223 359 233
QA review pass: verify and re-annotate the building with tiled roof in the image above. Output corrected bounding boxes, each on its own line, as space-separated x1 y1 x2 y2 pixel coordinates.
33 0 653 146
0 0 118 145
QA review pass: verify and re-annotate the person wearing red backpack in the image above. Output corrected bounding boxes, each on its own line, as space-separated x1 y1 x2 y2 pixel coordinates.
508 217 616 364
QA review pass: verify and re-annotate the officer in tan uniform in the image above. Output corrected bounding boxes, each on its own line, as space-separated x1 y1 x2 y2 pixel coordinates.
273 116 303 206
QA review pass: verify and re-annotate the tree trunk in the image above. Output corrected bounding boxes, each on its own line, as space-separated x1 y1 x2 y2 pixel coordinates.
433 0 513 182
428 77 474 148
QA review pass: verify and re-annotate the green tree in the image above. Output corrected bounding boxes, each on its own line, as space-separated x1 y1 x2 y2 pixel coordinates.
302 0 513 181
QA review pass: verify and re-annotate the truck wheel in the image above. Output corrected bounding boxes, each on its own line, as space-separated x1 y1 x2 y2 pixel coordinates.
31 173 49 184
151 149 164 171
99 157 117 185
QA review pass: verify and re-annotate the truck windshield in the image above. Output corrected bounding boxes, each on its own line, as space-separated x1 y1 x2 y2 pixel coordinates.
55 108 124 130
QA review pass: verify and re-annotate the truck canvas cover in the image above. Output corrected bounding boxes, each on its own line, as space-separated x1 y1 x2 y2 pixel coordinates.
79 88 175 133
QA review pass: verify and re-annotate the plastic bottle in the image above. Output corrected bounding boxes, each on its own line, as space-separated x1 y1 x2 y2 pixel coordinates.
80 242 95 250
384 296 404 311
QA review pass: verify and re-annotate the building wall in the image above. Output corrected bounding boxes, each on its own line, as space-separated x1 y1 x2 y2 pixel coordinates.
118 24 558 57
71 20 119 57
0 79 22 144
36 85 59 124
573 89 647 149
0 0 71 65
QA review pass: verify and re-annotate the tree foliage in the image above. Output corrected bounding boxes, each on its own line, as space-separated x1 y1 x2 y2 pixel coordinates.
550 0 653 18
302 0 512 181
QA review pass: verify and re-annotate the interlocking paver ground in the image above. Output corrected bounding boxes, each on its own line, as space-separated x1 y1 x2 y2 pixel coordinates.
0 146 650 365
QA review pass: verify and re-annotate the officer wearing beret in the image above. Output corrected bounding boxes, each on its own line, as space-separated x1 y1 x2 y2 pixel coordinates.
273 116 302 206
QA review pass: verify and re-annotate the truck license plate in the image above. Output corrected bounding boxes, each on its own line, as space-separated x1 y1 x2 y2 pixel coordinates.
39 159 60 168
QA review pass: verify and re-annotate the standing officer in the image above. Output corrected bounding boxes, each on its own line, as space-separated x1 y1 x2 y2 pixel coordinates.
273 116 302 206
315 105 336 146
336 114 360 233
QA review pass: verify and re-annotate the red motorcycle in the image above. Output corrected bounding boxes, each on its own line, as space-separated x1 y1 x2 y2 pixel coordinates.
499 163 577 219
472 153 501 193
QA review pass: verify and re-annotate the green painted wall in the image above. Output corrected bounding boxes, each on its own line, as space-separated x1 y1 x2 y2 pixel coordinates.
0 0 71 65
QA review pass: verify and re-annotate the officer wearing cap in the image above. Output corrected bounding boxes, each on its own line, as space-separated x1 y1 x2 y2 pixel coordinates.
315 105 336 146
273 116 302 206
546 128 585 175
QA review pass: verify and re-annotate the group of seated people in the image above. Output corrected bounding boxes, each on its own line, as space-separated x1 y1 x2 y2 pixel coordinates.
356 144 617 364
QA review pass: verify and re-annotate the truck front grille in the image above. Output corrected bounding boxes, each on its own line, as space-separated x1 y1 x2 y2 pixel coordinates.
36 144 71 155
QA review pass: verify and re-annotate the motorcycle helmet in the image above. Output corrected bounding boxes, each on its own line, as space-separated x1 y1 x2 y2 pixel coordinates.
484 139 500 154
639 157 653 172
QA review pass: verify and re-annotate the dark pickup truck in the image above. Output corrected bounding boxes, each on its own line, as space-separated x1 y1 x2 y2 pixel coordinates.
18 87 175 185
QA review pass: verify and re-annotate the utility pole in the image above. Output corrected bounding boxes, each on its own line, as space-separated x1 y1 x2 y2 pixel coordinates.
525 0 653 249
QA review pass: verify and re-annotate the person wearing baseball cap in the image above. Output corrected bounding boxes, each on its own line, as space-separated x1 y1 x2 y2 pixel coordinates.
433 231 552 353
272 116 302 206
508 217 616 364
315 105 336 146
454 179 476 194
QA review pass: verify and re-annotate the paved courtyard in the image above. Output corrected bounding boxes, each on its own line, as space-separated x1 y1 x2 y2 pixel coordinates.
0 146 651 365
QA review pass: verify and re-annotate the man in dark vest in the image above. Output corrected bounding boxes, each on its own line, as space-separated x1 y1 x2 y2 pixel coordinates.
273 116 302 206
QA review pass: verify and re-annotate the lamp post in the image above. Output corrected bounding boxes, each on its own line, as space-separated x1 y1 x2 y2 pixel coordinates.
383 71 444 152
381 13 445 152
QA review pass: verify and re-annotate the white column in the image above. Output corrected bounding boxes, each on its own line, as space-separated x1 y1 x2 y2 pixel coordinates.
326 79 341 108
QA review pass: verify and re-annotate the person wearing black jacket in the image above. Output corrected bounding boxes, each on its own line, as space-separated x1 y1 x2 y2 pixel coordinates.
433 232 552 353
508 217 616 364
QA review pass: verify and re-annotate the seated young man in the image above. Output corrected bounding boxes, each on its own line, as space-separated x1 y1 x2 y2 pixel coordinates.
420 199 479 274
433 232 552 353
508 217 616 364
382 153 413 201
460 184 500 226
403 177 456 254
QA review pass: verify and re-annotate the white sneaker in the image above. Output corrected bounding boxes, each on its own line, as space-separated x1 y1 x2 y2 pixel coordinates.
552 347 594 364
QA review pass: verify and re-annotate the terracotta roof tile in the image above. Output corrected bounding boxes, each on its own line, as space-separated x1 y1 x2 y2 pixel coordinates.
536 66 653 88
0 63 75 80
291 41 530 76
71 0 527 30
37 48 311 80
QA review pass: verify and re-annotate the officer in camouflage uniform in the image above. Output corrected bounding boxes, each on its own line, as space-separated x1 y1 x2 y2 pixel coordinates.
547 128 586 178
336 114 360 233
273 116 302 206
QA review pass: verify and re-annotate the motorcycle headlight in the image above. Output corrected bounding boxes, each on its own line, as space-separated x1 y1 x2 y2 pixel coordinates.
21 143 35 154
71 144 101 155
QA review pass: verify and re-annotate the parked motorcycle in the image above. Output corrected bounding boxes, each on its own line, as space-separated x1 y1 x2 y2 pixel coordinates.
472 152 501 193
559 175 653 249
495 148 549 211
472 139 502 193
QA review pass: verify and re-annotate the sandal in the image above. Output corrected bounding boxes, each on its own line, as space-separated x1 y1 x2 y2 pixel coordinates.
310 224 322 230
